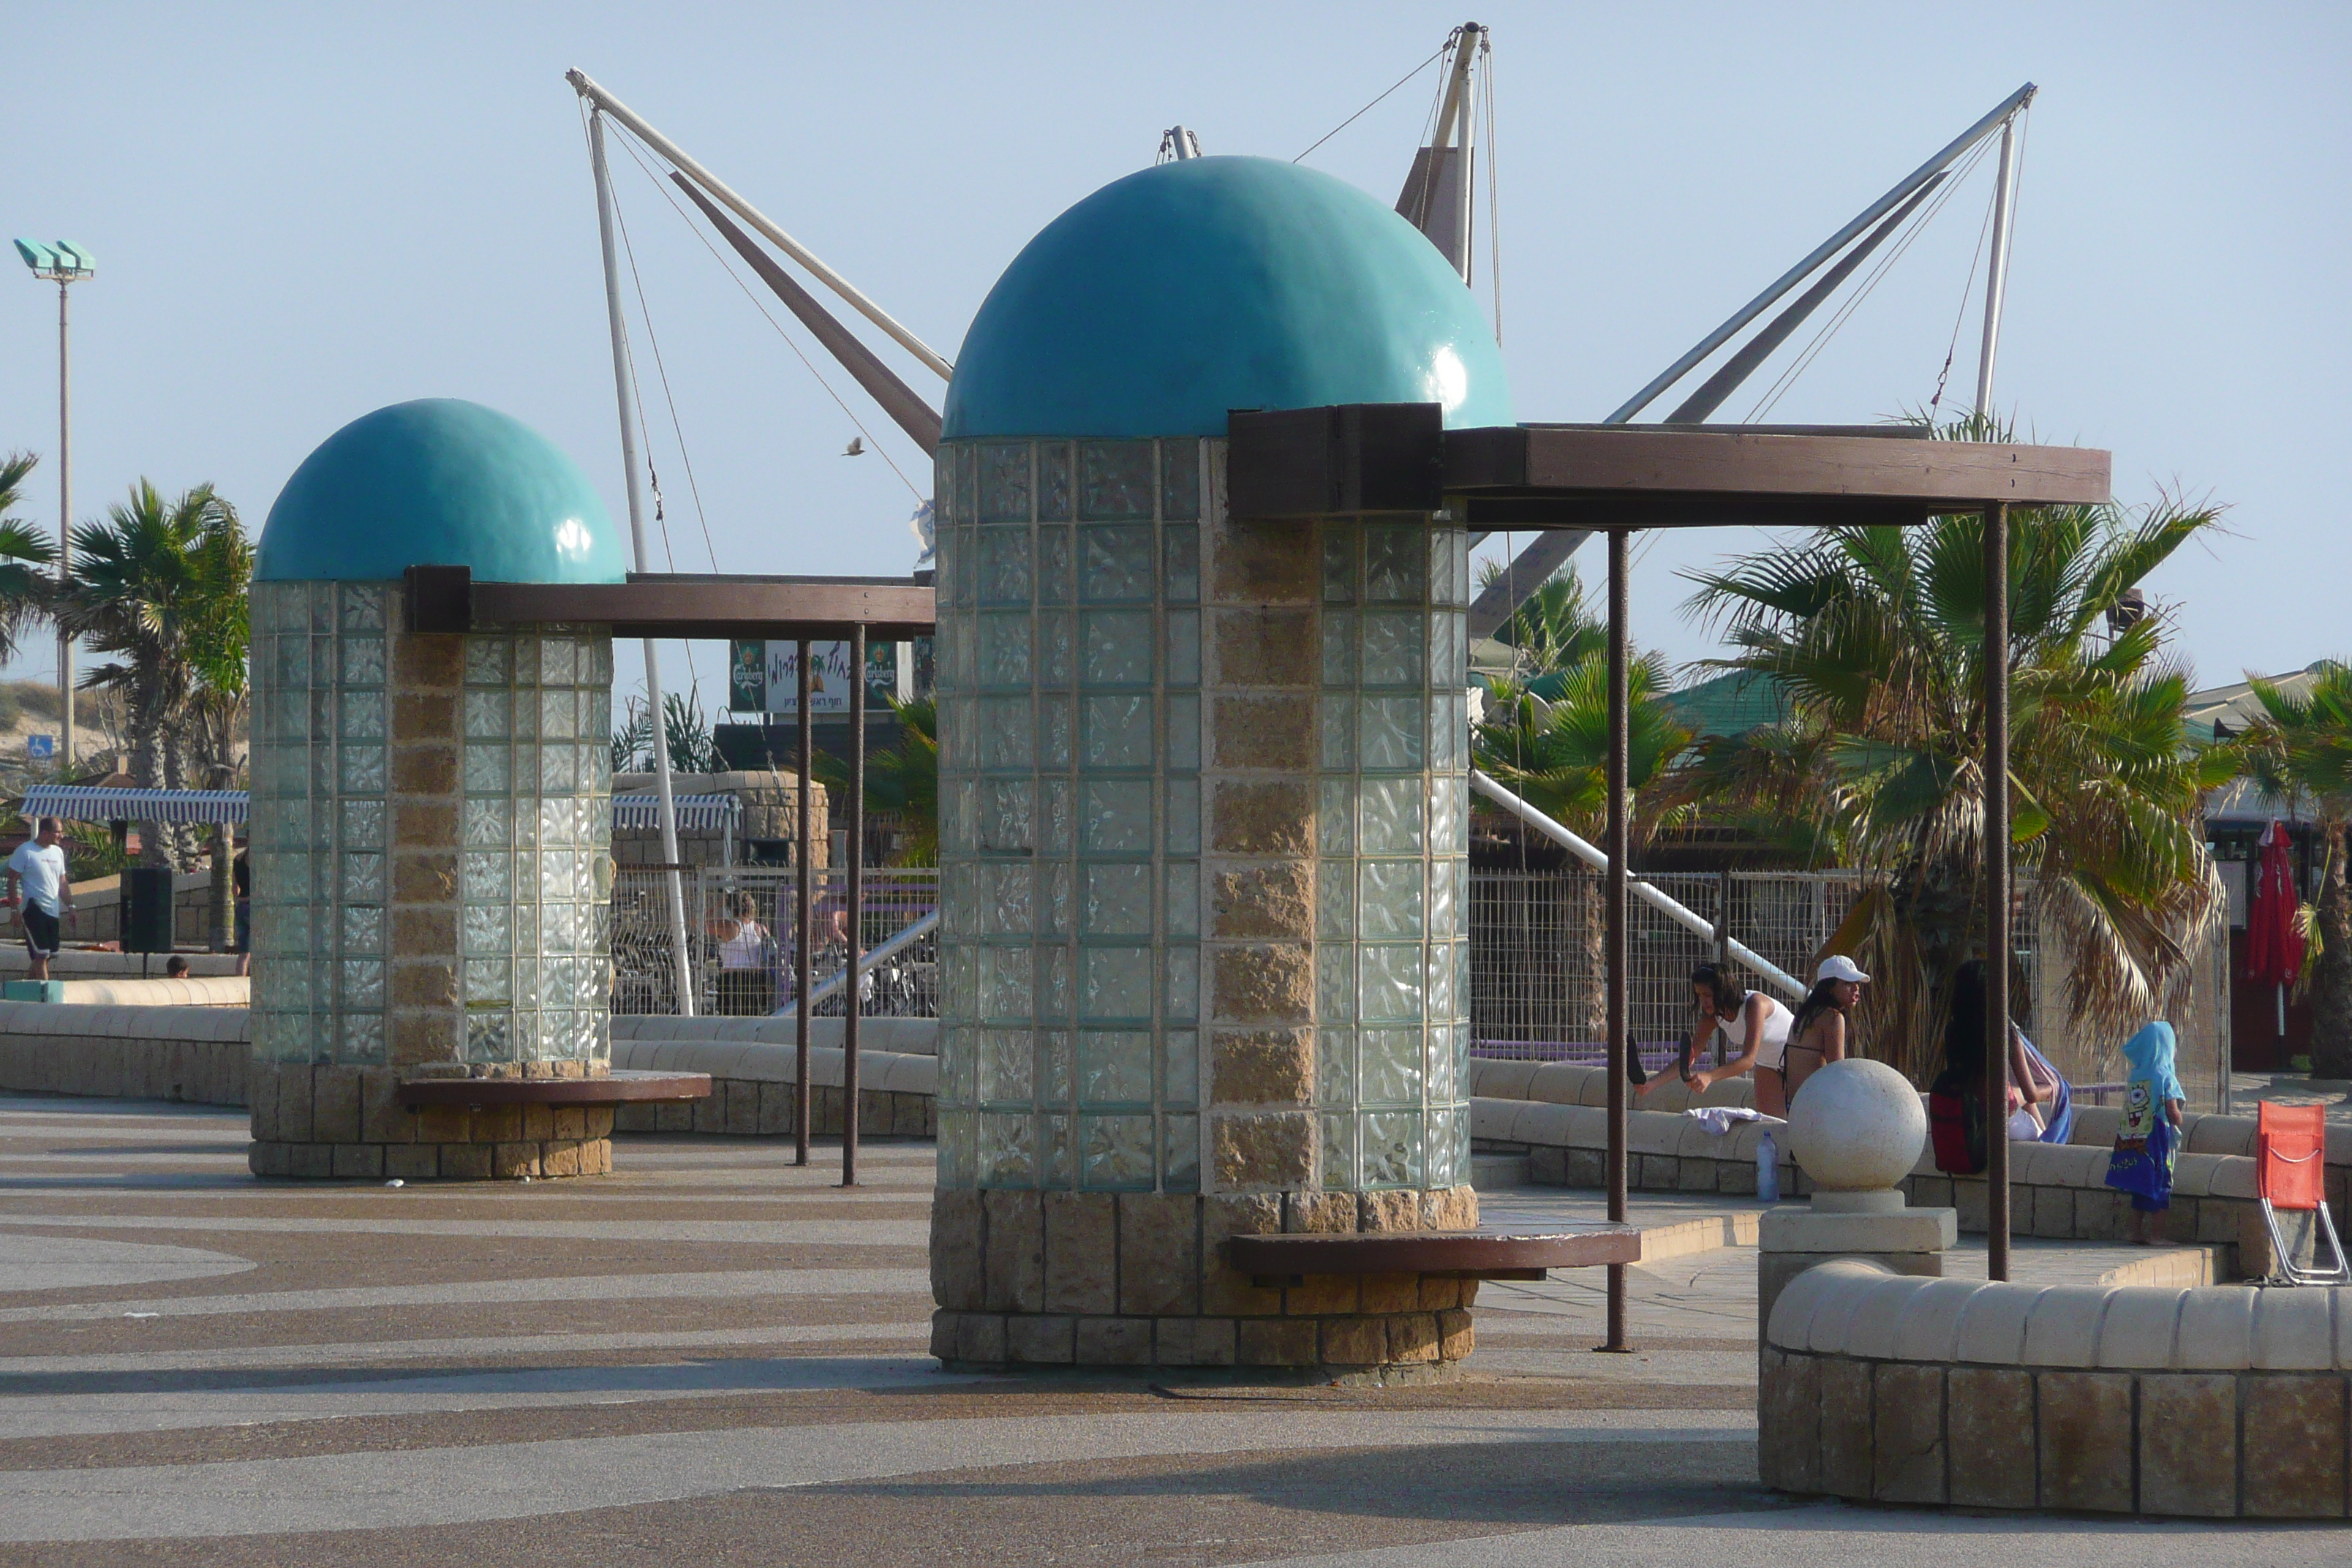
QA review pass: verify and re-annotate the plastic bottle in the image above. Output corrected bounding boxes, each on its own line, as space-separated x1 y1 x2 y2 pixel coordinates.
1757 1129 1780 1204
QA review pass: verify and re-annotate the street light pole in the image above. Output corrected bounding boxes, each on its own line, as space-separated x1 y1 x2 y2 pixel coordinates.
55 276 72 777
14 241 95 775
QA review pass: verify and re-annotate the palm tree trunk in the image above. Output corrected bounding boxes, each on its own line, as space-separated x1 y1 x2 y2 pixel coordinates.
2309 821 2352 1080
207 823 233 951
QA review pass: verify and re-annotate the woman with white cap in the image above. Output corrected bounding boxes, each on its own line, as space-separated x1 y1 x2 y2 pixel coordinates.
1691 954 1866 1115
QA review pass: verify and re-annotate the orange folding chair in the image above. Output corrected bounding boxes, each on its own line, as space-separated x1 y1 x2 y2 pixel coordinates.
2257 1101 2349 1286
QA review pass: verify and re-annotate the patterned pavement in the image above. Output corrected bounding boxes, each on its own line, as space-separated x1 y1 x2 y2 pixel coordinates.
0 1094 2337 1565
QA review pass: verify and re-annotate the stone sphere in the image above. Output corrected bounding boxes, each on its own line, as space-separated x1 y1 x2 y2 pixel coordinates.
1784 1058 1926 1192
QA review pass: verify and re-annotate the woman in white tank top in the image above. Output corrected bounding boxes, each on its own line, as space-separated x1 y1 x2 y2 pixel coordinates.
1673 964 1793 1111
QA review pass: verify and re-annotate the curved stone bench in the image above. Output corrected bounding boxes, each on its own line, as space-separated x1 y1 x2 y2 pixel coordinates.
1762 1257 2352 1516
43 976 248 1008
0 1000 248 1105
608 1036 937 1138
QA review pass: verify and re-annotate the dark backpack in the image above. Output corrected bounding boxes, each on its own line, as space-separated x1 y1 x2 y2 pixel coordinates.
1928 1070 1987 1175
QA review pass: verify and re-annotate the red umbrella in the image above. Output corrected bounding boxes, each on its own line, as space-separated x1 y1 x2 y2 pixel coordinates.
2245 820 2305 1042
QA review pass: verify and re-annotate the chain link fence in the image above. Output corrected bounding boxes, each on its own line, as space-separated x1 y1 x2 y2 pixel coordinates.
1466 866 2232 1112
610 865 938 1019
1467 869 1866 1074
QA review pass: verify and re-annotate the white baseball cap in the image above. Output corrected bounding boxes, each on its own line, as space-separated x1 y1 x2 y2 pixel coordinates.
1817 954 1871 984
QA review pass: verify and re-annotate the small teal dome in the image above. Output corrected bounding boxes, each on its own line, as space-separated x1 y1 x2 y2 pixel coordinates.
258 399 628 584
943 157 1513 440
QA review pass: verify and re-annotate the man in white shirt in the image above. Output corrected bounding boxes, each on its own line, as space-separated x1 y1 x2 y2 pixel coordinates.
5 818 74 981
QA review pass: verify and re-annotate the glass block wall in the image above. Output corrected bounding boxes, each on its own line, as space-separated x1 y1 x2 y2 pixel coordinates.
930 438 1472 1199
249 581 393 1066
247 581 615 1070
456 627 616 1065
932 438 1204 1194
1314 521 1472 1192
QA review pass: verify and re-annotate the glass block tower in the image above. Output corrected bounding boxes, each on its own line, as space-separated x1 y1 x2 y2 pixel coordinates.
927 157 1515 1371
245 399 628 1181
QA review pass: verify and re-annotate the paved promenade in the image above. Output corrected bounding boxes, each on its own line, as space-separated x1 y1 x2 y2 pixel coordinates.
0 1093 2340 1564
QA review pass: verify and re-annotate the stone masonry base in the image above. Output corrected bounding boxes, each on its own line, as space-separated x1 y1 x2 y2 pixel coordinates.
931 1185 1482 1371
247 1060 616 1181
1763 1345 2352 1518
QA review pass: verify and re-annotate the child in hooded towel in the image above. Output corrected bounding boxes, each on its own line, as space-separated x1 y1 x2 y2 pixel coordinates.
2103 1020 2185 1243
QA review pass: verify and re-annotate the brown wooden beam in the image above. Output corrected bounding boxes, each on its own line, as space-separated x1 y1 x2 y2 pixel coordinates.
1227 404 1444 518
404 567 934 639
1446 423 2110 507
1455 494 1931 532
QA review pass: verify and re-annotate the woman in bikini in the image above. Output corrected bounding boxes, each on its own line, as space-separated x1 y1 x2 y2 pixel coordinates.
1703 959 1863 1114
1666 964 1792 1104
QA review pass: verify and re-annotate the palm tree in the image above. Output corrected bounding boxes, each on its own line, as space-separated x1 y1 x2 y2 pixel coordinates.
56 480 241 870
1481 560 1605 676
180 514 253 948
1473 652 1692 1044
815 696 938 867
1675 426 2229 1080
2236 660 2352 1077
0 453 60 666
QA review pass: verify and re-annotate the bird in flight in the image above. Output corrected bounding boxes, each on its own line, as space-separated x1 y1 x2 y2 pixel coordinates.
842 437 864 457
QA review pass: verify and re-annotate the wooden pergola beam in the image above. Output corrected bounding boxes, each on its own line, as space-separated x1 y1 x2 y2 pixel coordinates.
404 567 935 640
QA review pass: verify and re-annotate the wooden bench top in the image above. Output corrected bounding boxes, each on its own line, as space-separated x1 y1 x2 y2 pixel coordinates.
1224 1227 1640 1284
396 1069 713 1109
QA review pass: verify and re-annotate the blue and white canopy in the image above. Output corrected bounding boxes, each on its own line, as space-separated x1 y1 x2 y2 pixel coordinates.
610 794 742 832
19 786 742 834
20 786 249 825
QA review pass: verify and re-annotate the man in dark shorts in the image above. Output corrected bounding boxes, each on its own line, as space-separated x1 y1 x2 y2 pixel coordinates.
5 817 74 981
233 849 251 976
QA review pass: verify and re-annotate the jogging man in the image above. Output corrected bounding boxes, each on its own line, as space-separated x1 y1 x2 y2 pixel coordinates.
5 818 74 981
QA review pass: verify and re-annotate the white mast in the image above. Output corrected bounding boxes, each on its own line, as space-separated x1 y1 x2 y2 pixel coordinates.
590 108 697 1018
568 69 951 382
1974 112 2021 419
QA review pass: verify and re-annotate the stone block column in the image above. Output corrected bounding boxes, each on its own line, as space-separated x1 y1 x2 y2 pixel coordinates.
246 579 618 1180
929 438 1477 1371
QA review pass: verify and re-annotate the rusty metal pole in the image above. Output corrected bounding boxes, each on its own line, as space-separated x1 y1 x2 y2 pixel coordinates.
843 625 865 1187
795 638 813 1167
1602 527 1632 1352
1983 502 2012 1281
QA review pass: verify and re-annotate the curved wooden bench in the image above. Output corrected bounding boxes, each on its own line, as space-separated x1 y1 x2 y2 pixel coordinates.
396 1068 712 1108
1225 1227 1638 1286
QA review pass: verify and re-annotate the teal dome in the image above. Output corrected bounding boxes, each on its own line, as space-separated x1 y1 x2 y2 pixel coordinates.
943 157 1513 440
257 399 628 584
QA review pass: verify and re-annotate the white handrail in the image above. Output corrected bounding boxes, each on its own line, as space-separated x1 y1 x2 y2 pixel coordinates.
1469 769 1808 1000
774 910 939 1019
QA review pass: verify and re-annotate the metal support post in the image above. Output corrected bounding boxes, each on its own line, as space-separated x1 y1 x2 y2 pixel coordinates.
795 637 813 1166
842 625 865 1186
1602 527 1632 1352
1984 502 2012 1281
1975 116 2020 418
589 108 695 1017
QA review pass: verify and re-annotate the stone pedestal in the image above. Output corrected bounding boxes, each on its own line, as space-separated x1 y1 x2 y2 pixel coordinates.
1762 1058 1953 1327
247 579 617 1180
930 437 1480 1371
1759 1193 1959 1328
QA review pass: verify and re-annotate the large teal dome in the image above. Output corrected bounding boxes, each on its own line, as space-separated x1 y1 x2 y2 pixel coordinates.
257 399 628 584
943 157 1514 440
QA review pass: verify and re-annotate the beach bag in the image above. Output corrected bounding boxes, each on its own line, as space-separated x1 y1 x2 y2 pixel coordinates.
2103 1082 2176 1203
1928 1070 1986 1175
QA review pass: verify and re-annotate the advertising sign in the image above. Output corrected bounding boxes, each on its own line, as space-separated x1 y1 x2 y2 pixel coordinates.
728 640 905 715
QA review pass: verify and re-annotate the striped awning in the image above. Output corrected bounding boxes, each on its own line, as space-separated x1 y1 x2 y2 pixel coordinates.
20 785 743 834
611 794 742 832
20 786 249 825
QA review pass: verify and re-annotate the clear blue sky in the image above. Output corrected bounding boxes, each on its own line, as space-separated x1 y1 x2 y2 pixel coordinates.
4 2 2345 717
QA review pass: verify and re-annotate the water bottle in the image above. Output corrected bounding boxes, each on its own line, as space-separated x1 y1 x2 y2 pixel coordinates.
1757 1129 1780 1204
